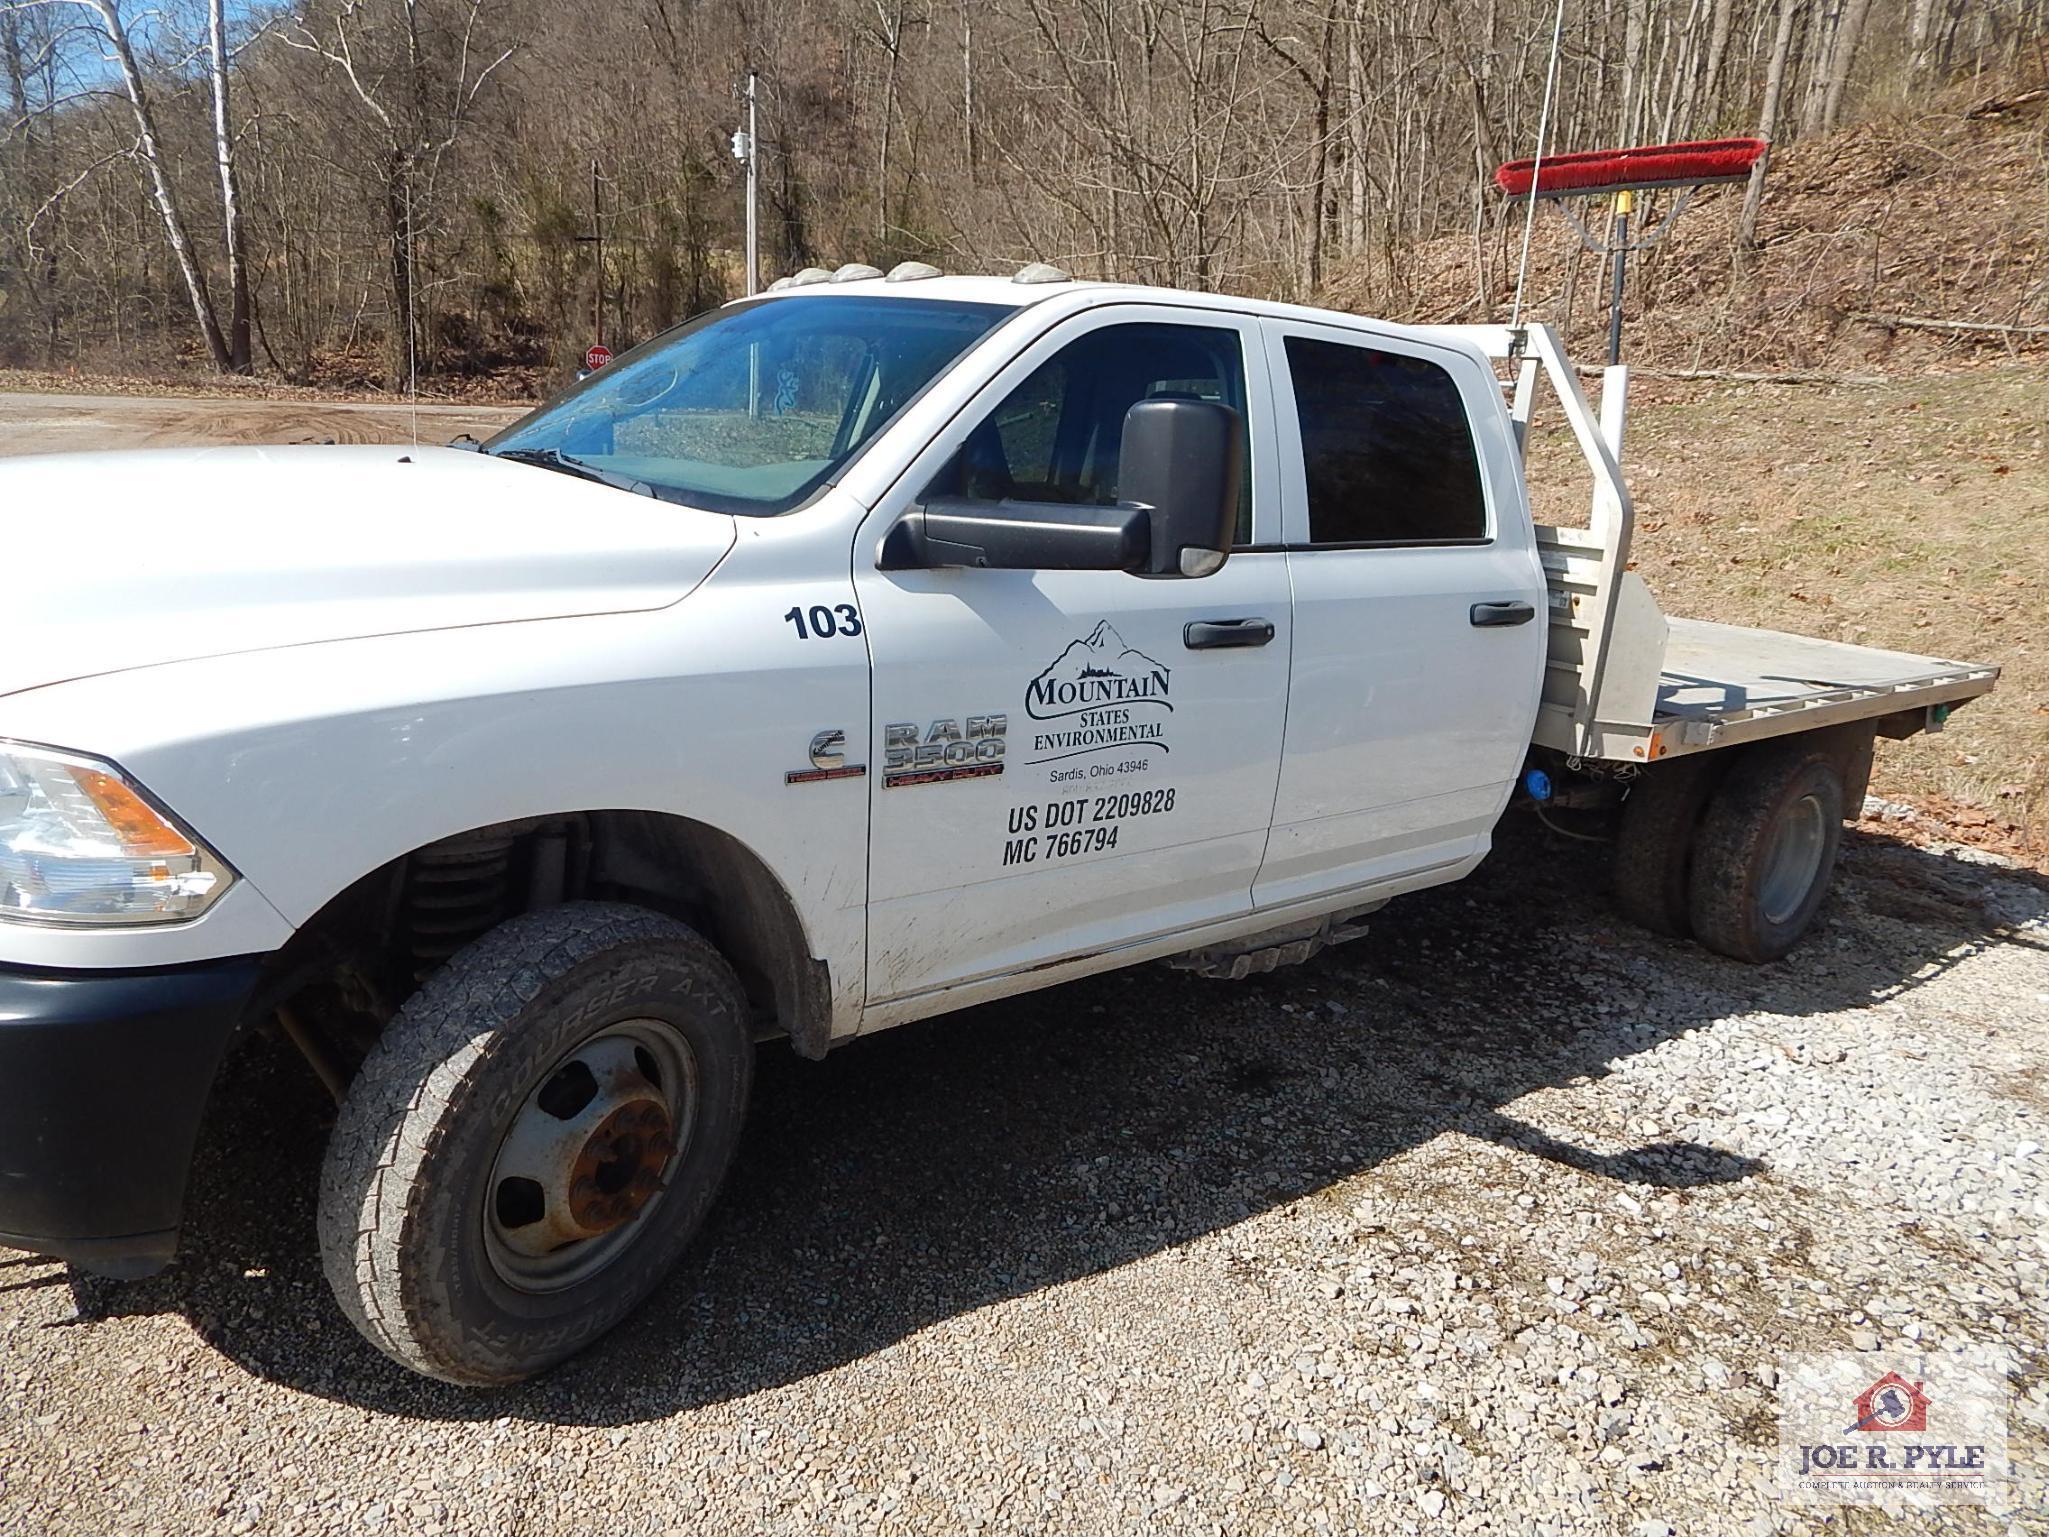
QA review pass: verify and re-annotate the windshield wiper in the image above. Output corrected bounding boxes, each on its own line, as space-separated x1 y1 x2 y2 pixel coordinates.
491 446 656 498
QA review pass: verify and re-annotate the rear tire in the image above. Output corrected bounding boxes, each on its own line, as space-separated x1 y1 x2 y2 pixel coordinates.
1686 745 1846 963
317 901 753 1386
1612 755 1726 937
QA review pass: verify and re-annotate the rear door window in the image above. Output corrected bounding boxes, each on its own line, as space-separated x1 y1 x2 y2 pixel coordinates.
1282 336 1486 545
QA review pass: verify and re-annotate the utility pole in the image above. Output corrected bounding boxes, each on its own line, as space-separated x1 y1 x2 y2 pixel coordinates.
591 158 604 346
732 71 759 296
573 158 605 355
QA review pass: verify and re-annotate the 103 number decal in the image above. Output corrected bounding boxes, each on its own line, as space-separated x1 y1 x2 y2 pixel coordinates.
785 603 864 640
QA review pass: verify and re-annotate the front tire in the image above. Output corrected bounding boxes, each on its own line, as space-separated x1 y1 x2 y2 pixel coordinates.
317 902 753 1386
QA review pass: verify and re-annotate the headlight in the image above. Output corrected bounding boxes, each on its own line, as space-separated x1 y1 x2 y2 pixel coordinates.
0 741 234 925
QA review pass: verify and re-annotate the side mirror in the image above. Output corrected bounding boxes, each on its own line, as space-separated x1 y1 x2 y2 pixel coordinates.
878 395 1242 576
879 498 1147 572
1119 397 1242 578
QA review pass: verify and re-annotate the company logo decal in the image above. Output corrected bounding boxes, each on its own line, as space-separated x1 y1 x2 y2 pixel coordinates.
1777 1349 2008 1509
1025 622 1172 765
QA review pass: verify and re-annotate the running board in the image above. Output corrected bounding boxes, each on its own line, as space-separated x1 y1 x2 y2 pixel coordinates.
1163 906 1379 981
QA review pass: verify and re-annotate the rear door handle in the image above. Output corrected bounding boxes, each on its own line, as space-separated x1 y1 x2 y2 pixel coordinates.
1470 600 1536 628
1184 617 1276 650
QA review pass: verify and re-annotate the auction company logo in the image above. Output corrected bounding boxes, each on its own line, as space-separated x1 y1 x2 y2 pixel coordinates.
1845 1371 1930 1433
1778 1351 2009 1509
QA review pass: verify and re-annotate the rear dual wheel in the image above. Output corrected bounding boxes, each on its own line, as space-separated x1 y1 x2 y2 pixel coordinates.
1687 744 1846 963
317 902 752 1386
1612 742 1847 963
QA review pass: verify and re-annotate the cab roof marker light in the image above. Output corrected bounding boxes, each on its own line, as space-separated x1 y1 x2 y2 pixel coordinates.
1013 262 1071 284
786 267 832 287
886 261 943 282
766 276 793 291
831 263 884 283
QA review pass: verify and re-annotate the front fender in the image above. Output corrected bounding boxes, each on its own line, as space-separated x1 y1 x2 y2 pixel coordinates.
0 597 872 1030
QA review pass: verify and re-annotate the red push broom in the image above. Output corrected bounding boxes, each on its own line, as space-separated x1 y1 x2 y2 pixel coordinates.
1496 137 1769 363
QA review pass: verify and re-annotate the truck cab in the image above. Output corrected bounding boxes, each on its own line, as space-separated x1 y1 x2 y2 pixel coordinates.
0 269 1989 1385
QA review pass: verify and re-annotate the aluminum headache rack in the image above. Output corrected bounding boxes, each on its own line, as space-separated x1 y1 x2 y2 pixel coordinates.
1428 323 1997 766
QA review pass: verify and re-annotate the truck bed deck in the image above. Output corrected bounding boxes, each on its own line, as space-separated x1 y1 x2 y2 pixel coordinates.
1652 618 1998 751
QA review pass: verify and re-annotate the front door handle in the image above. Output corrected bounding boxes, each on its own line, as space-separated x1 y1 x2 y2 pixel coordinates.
1470 600 1536 628
1184 617 1276 650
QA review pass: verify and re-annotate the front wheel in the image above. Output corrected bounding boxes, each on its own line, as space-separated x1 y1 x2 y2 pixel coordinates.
317 902 753 1385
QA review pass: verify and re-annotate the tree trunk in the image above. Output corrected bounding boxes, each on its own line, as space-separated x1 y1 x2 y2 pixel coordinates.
1797 0 1837 134
207 0 252 372
959 0 976 183
1306 6 1337 292
1819 0 1872 132
1345 5 1366 258
1907 0 1939 78
1699 0 1736 128
89 0 231 371
2 4 62 364
1738 0 1804 251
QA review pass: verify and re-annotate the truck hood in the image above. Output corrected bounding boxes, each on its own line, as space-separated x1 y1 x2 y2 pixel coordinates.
1 444 738 698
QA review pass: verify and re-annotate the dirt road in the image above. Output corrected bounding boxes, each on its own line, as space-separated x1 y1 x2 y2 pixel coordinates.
1 821 2043 1535
0 391 524 457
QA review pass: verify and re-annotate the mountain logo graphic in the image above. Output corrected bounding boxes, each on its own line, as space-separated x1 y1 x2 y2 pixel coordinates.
1026 622 1172 721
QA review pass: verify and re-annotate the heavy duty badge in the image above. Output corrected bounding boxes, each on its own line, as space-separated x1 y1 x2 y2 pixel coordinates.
882 714 1007 788
785 728 867 784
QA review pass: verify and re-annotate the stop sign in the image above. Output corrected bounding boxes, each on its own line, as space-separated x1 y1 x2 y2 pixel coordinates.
584 343 613 371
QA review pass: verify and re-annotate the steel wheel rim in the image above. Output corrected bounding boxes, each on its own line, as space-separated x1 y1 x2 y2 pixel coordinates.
1759 792 1828 926
484 1018 699 1295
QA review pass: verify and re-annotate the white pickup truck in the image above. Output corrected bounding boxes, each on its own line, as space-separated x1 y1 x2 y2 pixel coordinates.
0 268 1996 1384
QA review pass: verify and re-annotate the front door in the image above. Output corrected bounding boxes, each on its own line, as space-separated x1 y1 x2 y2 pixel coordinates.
854 306 1294 1007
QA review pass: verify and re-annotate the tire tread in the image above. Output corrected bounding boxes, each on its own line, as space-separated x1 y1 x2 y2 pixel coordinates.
317 901 745 1385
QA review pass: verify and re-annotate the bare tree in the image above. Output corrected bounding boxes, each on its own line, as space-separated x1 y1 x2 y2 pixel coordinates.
1817 0 1872 131
279 0 515 384
1738 0 1804 250
205 0 250 370
84 0 232 369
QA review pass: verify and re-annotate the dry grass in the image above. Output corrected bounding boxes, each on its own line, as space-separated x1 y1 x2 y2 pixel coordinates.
1533 361 2048 857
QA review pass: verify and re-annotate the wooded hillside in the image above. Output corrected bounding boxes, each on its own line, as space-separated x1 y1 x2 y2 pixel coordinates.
2 0 2042 392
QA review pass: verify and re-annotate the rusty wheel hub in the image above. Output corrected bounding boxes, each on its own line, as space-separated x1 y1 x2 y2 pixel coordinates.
484 1021 699 1294
566 1099 675 1233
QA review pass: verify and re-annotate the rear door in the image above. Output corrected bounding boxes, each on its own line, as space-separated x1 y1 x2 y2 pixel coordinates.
1254 321 1546 908
853 306 1294 1007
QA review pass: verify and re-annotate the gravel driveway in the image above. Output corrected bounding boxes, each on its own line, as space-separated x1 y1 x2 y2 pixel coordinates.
1 815 2043 1535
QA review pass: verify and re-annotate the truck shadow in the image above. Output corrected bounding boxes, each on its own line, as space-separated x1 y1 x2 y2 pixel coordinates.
56 816 2049 1425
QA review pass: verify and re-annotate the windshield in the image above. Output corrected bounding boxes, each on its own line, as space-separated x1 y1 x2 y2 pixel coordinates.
487 296 1014 515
